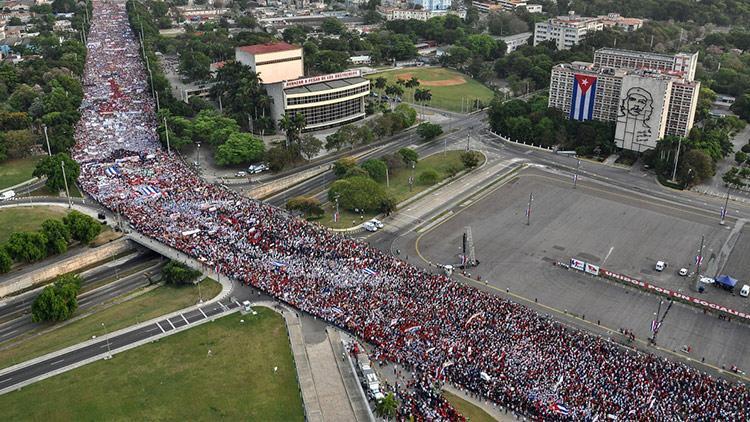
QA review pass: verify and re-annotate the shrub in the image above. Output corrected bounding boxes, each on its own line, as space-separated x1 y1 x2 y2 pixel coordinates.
418 169 440 185
361 159 388 182
328 176 388 212
333 157 357 177
286 196 324 217
162 261 202 285
461 151 482 169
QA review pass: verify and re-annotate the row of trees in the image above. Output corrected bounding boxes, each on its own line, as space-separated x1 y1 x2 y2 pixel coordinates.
0 211 102 274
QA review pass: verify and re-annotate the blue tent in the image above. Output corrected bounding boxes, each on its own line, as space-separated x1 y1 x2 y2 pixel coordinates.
715 275 737 289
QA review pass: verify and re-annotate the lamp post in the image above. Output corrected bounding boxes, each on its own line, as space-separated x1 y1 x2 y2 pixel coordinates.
720 186 731 225
43 125 51 156
163 117 171 154
573 159 580 189
61 161 72 209
671 137 683 183
102 322 112 360
196 143 201 167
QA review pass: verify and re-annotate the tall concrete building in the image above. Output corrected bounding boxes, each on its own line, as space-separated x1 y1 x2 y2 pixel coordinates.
413 0 451 11
593 48 699 82
235 42 370 131
548 53 700 152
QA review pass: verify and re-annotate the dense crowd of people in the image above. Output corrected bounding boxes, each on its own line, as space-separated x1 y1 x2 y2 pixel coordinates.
75 1 749 420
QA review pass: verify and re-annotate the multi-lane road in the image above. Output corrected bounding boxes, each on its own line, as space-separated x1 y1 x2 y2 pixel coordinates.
0 251 164 344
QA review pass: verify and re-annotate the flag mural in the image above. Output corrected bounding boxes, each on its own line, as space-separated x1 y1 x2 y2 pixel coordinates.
570 74 597 121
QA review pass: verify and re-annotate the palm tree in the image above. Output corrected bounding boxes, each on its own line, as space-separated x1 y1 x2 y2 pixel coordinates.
375 392 398 419
405 76 420 103
414 88 432 119
374 76 387 99
385 84 404 110
279 112 306 151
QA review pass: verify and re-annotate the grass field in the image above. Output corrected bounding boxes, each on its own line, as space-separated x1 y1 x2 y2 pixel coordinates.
0 156 40 191
0 206 70 243
443 391 498 422
318 150 484 229
0 279 222 370
0 308 304 421
368 67 495 113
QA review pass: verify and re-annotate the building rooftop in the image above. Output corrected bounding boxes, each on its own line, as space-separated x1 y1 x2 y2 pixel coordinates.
554 62 695 84
595 48 689 62
237 41 300 55
285 77 368 94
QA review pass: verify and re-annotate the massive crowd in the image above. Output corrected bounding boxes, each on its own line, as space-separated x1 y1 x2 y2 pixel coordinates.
75 1 748 420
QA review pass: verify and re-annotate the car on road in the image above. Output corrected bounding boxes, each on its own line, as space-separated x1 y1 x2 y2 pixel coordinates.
369 218 384 229
363 221 378 232
741 284 749 297
655 261 666 272
679 268 688 276
235 171 247 177
247 163 268 174
1 189 16 201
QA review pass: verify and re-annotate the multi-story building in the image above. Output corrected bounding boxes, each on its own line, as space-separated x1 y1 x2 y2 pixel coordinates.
378 7 466 21
472 0 542 13
235 42 304 85
534 13 604 50
593 48 699 81
412 0 451 11
498 32 533 54
235 42 370 131
534 12 643 50
548 60 700 152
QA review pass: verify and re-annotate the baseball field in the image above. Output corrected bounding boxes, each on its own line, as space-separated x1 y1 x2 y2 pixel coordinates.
368 67 495 113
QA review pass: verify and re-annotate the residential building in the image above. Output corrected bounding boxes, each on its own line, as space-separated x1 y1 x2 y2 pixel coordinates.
472 0 542 13
534 12 643 50
378 7 466 21
498 32 532 54
548 60 700 152
471 1 503 13
412 0 452 11
593 48 699 82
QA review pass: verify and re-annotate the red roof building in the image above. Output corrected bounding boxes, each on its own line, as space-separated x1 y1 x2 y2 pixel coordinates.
236 42 300 55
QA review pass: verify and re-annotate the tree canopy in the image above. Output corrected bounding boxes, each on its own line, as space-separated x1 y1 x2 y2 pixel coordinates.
31 274 82 322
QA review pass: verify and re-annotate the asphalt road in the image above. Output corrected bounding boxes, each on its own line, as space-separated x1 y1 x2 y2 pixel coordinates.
0 251 164 344
0 298 240 394
265 112 487 207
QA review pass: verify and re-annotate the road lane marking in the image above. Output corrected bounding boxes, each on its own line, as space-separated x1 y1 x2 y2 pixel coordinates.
181 314 189 325
0 377 12 383
199 308 207 318
167 319 176 330
156 321 165 333
50 359 65 366
146 327 159 332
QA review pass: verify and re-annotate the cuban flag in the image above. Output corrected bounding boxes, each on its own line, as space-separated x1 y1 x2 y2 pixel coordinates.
695 255 703 266
570 74 597 121
551 403 570 416
720 206 727 219
271 260 287 268
137 185 160 196
104 166 121 177
650 320 661 333
363 267 377 276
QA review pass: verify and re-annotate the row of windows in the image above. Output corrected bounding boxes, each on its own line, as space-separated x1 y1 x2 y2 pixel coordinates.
287 84 369 106
293 97 364 127
256 56 302 66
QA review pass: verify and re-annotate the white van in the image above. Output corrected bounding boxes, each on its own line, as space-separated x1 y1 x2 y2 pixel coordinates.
0 190 16 201
242 300 252 312
655 261 666 272
741 284 750 298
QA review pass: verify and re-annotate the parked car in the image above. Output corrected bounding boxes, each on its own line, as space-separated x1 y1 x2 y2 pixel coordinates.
369 219 384 229
247 163 268 174
740 284 749 297
655 261 666 272
679 268 688 276
235 171 247 177
363 221 378 232
699 276 715 285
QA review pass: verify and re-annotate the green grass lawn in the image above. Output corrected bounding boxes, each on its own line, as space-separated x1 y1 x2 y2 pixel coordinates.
0 308 304 421
0 206 70 243
0 279 222 370
443 391 498 422
0 156 41 190
368 67 495 113
317 150 484 229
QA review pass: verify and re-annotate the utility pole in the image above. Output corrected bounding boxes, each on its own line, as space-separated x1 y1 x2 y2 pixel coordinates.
720 187 730 225
163 117 171 154
466 130 470 151
573 159 580 189
527 193 534 224
43 125 51 156
61 161 71 209
693 235 705 292
385 166 389 188
671 137 683 182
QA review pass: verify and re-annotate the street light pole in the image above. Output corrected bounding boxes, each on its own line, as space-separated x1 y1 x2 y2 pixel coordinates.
43 125 51 156
671 137 683 182
61 161 71 209
720 186 731 225
693 235 705 292
573 159 580 189
102 322 112 360
526 192 533 226
163 117 171 154
385 166 389 188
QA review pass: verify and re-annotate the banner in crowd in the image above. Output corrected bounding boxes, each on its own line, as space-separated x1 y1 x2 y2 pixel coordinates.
584 263 600 276
570 258 585 271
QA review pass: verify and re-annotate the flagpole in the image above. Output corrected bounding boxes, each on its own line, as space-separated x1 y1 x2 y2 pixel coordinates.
692 235 705 292
526 192 533 226
720 186 730 225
